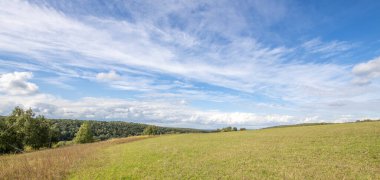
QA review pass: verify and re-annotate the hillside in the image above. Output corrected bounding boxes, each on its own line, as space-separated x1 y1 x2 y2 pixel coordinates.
70 121 380 179
2 121 378 179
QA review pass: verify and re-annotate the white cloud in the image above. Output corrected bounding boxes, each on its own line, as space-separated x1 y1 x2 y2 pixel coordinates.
0 92 316 129
0 1 284 89
353 56 380 78
1 91 377 129
96 70 120 81
0 72 38 95
0 1 379 127
0 73 377 129
302 38 353 57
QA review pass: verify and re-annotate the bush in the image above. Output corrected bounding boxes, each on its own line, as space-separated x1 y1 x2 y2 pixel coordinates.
74 122 93 144
143 125 159 135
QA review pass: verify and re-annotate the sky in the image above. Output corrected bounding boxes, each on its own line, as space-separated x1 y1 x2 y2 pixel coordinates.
1 0 380 129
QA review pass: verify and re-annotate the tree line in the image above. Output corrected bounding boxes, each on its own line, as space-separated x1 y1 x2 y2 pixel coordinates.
0 107 208 154
216 126 246 132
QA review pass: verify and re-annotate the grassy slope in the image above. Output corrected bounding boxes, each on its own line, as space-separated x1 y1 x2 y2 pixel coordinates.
71 121 380 179
0 136 149 179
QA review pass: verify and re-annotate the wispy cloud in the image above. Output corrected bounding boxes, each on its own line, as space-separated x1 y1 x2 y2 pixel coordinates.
302 38 354 58
0 1 379 127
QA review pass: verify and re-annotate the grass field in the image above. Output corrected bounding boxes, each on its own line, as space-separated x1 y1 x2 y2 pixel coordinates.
70 121 380 179
1 121 379 179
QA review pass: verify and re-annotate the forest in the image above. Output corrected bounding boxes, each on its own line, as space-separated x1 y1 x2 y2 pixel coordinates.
0 107 208 154
48 118 208 141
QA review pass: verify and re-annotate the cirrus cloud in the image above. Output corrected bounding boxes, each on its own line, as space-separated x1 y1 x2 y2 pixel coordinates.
0 1 379 128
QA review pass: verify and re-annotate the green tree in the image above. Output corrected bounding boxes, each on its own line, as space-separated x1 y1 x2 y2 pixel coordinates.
143 125 159 135
221 126 232 132
23 115 51 149
0 107 28 153
74 122 93 144
232 127 238 131
0 118 23 153
1 107 55 151
48 124 61 145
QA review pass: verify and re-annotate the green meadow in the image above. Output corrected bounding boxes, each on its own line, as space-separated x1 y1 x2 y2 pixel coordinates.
1 121 379 179
70 121 380 179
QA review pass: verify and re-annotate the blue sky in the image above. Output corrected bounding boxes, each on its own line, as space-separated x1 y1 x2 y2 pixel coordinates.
0 0 380 129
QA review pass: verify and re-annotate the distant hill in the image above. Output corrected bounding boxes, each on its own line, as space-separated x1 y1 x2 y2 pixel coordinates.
263 119 380 129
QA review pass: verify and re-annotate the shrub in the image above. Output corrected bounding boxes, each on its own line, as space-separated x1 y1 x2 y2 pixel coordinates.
143 125 159 135
74 122 93 144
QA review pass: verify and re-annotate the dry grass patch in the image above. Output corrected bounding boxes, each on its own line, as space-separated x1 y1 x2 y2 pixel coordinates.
0 136 149 180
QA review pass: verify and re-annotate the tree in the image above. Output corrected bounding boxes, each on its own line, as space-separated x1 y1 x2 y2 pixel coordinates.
221 126 232 132
143 125 159 135
48 124 61 145
232 127 238 131
1 107 28 153
74 122 93 144
0 118 23 153
1 107 56 152
23 115 51 149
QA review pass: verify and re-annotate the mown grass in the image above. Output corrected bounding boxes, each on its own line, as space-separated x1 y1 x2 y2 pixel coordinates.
70 122 380 179
0 136 150 179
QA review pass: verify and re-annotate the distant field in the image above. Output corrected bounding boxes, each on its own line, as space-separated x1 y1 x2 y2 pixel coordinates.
70 121 380 179
1 122 379 179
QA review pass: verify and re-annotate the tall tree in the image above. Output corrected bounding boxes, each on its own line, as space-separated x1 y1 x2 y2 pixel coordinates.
23 115 51 149
74 122 93 144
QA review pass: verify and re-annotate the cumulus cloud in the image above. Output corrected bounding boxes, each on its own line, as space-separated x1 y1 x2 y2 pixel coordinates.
0 72 38 95
353 57 380 77
96 70 120 81
352 57 380 85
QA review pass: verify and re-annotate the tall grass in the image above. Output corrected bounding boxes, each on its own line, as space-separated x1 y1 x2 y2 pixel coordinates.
0 136 149 179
